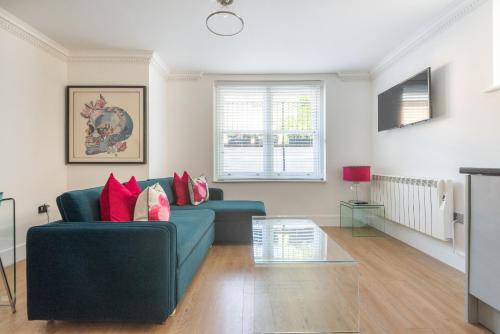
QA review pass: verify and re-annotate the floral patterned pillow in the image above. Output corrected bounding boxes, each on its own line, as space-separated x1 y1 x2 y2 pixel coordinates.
133 183 171 221
189 175 209 206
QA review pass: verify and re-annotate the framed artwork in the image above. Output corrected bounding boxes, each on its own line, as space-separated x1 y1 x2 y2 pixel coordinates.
67 86 147 164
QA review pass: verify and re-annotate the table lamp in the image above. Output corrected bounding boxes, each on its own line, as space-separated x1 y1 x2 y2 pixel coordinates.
343 166 371 204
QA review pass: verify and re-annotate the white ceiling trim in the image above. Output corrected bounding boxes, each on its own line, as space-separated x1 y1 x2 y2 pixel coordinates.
1 1 487 80
167 71 373 82
0 7 68 61
150 52 170 79
0 7 170 77
337 71 371 82
167 72 205 81
68 50 154 64
370 0 488 78
68 50 170 78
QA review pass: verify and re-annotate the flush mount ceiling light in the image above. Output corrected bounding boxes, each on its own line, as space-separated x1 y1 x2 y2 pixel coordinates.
206 0 244 37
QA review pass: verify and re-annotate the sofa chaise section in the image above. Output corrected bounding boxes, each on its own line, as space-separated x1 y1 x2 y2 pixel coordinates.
172 200 266 243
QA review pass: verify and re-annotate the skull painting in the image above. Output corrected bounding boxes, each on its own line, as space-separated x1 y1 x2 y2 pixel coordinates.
80 95 134 156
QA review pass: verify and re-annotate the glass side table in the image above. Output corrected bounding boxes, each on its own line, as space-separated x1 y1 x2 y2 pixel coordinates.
340 201 385 237
0 195 16 313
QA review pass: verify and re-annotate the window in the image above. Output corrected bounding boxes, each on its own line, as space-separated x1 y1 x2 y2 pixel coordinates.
214 81 325 181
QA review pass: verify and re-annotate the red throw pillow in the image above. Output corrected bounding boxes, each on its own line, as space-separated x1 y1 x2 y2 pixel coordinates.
100 174 141 221
125 176 142 196
173 171 190 206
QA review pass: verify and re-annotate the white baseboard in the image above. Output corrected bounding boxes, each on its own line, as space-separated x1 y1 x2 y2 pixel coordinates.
383 220 465 272
288 214 465 272
0 243 26 267
267 214 340 227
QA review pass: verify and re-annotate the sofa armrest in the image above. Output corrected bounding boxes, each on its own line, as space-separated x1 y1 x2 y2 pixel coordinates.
209 187 224 200
26 221 177 323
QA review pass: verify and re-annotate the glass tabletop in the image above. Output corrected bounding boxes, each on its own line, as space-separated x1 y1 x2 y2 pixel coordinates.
340 200 384 208
252 216 356 264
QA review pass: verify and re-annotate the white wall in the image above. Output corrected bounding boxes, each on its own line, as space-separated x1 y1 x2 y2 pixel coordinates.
148 65 169 178
166 74 372 222
371 2 500 271
493 0 500 87
0 27 67 264
66 61 151 189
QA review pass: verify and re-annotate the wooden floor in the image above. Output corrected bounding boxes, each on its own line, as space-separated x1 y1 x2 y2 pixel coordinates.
0 227 491 334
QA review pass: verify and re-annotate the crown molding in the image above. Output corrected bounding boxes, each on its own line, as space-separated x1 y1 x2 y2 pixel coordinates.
0 7 68 61
167 72 204 81
150 52 170 79
67 50 154 64
371 0 488 78
68 50 170 78
0 7 172 72
337 71 371 82
168 71 370 81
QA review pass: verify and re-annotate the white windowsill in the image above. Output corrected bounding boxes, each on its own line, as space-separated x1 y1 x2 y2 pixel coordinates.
485 84 500 93
213 178 327 183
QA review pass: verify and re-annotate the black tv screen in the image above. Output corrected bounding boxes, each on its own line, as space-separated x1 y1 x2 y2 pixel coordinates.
378 68 431 132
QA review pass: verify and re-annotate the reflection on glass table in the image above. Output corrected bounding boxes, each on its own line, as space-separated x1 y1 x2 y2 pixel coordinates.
252 217 355 263
252 216 359 333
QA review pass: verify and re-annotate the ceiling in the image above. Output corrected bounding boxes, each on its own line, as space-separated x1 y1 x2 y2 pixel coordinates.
0 0 461 74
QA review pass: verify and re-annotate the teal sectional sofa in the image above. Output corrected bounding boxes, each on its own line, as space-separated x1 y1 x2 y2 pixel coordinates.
26 177 265 323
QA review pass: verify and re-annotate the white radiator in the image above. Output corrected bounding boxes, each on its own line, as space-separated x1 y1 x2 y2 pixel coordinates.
370 174 454 241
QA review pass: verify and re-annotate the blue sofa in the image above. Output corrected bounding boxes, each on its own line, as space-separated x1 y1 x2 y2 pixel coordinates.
26 177 265 323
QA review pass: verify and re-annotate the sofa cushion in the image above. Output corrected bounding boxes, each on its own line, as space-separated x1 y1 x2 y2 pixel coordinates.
168 209 215 266
137 178 175 204
57 187 102 222
171 200 266 216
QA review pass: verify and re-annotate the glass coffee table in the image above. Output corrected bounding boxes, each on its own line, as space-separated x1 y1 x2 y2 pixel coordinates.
252 216 359 333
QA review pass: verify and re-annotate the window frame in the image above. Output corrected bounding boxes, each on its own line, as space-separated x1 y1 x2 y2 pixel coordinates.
213 80 326 183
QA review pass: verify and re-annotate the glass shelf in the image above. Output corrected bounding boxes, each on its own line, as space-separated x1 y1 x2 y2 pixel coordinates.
0 197 16 313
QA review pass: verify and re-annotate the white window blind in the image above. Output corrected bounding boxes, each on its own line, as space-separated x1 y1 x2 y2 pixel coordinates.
214 81 325 181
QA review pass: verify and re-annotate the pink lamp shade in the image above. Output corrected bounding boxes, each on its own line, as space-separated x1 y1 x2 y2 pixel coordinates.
343 166 371 182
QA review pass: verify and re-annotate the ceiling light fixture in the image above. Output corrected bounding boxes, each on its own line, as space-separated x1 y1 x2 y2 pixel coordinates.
206 0 244 37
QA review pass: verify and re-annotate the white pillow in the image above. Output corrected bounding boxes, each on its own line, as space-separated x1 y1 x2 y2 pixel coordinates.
134 183 171 221
189 175 209 206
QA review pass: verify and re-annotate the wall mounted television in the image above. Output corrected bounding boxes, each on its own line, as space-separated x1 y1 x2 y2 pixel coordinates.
378 67 432 132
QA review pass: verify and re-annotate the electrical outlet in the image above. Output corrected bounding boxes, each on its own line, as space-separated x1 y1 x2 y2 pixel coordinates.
38 204 49 214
